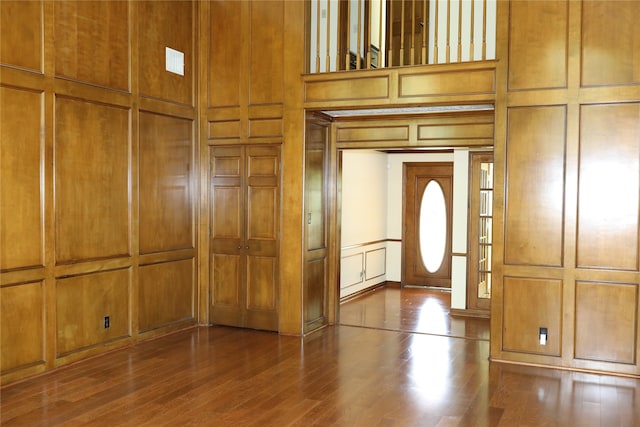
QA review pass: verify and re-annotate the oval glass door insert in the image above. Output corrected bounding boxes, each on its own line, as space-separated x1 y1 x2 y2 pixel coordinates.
419 180 447 273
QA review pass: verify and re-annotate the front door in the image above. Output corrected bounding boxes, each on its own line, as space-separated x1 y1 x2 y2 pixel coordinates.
402 162 453 287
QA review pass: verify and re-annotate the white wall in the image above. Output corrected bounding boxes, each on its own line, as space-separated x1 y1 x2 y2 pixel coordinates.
340 150 388 298
341 149 470 309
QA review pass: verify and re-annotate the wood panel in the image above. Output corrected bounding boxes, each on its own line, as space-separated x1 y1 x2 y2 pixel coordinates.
0 87 43 271
304 258 326 330
208 0 243 108
54 97 130 263
305 76 390 102
505 106 565 267
399 68 496 98
502 277 562 357
248 118 283 139
0 0 42 72
577 103 640 271
582 1 640 87
417 122 494 141
56 269 130 356
249 1 283 106
138 0 193 105
337 125 410 143
139 112 193 254
209 120 241 140
54 1 129 90
508 1 568 91
138 259 194 332
575 281 637 364
246 256 276 311
1 282 44 372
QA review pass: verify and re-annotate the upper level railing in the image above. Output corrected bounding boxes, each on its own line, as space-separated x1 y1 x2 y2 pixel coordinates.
308 0 496 73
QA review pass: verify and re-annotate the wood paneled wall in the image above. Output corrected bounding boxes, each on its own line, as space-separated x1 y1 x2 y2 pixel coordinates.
492 0 640 376
1 1 197 384
199 1 306 335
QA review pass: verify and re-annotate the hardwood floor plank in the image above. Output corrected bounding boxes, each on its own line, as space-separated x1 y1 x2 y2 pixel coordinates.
2 291 639 426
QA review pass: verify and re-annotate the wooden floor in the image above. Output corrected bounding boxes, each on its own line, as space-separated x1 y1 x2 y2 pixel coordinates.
2 288 639 426
340 286 490 340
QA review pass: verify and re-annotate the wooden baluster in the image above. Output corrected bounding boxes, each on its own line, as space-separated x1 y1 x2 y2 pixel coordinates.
421 0 427 64
457 0 462 61
356 0 361 69
326 0 331 72
410 0 416 65
482 0 487 60
388 0 394 67
366 0 372 68
446 0 451 63
316 0 321 73
379 0 383 67
434 0 439 63
400 0 405 66
346 0 351 70
470 0 475 60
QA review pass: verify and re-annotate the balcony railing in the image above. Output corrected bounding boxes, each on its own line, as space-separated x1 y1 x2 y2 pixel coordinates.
309 0 496 73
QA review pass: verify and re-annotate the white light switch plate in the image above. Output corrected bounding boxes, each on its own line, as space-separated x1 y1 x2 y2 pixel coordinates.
165 47 184 76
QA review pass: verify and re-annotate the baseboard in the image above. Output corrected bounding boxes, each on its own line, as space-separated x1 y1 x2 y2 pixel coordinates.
340 281 398 304
450 308 490 319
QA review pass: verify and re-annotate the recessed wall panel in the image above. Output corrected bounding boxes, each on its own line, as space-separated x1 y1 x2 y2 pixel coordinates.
0 0 42 71
56 269 130 356
577 104 640 271
249 1 283 106
55 97 130 263
1 87 43 271
138 0 193 105
247 256 276 310
138 259 193 332
582 1 640 86
508 1 568 90
575 281 637 364
503 277 562 356
139 112 193 254
209 1 242 108
54 1 129 90
505 106 566 266
1 282 44 372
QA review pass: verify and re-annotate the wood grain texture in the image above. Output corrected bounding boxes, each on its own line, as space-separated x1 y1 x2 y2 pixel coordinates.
54 97 130 263
0 282 44 372
56 269 130 356
139 112 193 254
582 1 640 86
502 277 562 356
249 1 283 106
575 281 637 364
508 0 568 90
577 103 640 271
505 106 565 267
3 323 638 426
54 1 129 90
0 87 43 271
138 0 193 105
208 0 243 108
0 0 42 72
138 259 194 332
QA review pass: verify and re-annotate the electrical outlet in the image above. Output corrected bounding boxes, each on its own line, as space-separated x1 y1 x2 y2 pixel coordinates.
539 327 548 345
104 316 110 329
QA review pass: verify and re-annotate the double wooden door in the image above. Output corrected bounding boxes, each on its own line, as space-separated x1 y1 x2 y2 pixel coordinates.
209 145 280 331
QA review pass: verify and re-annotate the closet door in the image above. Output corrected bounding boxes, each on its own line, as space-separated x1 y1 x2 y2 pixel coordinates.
209 145 280 331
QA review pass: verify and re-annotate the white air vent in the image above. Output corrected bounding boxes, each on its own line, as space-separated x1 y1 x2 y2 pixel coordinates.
165 47 184 76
